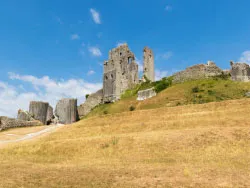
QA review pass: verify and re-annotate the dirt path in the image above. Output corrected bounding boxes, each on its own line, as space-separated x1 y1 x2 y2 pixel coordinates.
0 124 64 145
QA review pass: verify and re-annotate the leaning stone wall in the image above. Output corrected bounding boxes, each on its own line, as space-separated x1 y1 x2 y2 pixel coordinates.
0 116 42 131
137 88 156 101
29 101 49 125
78 89 103 118
173 61 222 83
55 98 78 124
230 61 250 82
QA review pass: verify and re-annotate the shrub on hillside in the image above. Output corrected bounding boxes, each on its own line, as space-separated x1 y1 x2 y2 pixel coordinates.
153 76 173 93
129 105 135 111
192 86 199 93
85 94 90 99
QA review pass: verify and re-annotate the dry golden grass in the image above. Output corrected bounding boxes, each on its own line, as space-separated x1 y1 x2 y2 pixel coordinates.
0 125 48 141
0 99 250 187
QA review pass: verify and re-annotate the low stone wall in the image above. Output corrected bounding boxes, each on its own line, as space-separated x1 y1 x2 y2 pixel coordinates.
230 61 250 82
0 116 42 131
173 61 222 83
78 89 103 118
137 88 156 101
55 98 78 124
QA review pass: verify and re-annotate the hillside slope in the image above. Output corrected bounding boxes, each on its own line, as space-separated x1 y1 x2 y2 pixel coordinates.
0 98 250 187
86 78 250 118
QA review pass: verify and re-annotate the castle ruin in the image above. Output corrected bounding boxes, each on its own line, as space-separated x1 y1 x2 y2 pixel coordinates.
103 44 140 103
143 47 155 82
230 61 250 82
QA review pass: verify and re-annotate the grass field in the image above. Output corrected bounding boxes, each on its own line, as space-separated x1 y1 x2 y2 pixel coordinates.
86 78 250 118
0 98 250 187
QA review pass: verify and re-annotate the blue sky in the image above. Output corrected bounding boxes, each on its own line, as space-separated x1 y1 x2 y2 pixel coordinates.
0 0 250 117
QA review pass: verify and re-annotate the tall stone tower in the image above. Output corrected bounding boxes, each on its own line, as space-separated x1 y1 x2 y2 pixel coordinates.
143 47 155 82
103 43 139 103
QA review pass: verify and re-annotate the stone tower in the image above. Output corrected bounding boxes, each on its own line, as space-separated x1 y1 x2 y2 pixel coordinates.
103 43 139 103
143 47 155 82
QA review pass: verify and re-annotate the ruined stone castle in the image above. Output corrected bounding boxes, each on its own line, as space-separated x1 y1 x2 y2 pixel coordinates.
78 43 155 117
3 43 250 131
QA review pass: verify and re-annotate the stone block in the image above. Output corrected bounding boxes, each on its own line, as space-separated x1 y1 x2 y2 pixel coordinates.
55 98 78 124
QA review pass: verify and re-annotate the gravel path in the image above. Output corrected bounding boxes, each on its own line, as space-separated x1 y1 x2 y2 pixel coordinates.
0 124 64 144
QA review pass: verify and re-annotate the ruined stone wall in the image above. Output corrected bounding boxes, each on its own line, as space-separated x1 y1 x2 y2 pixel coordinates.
173 61 222 83
46 106 54 124
137 88 156 101
0 116 42 131
17 109 34 121
103 44 139 103
143 47 155 82
55 98 78 124
29 101 49 125
230 61 250 82
78 89 103 118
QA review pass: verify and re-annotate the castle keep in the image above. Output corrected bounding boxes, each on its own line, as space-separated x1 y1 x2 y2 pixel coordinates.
103 44 139 103
78 44 155 117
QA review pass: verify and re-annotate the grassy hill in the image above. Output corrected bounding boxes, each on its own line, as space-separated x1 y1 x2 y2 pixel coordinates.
86 77 250 118
0 78 250 187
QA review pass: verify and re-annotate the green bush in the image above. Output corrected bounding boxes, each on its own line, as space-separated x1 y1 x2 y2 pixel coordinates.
103 110 108 115
153 76 173 93
85 94 90 99
192 86 199 93
129 105 135 111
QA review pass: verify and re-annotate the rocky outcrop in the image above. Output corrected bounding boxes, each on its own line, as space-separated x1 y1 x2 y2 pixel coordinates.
0 116 42 131
137 88 156 101
78 89 103 118
55 98 78 124
230 61 250 82
173 61 222 83
29 101 49 125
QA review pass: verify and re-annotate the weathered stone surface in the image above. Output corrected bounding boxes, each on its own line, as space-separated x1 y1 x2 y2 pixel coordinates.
17 109 34 121
29 101 49 125
137 88 156 101
103 43 139 103
173 61 222 83
230 61 250 82
78 89 103 118
55 98 78 124
0 116 42 131
46 105 54 125
143 47 155 82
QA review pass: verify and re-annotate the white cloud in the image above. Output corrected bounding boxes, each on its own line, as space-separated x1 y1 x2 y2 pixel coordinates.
90 8 101 24
239 51 250 63
161 51 173 60
0 73 102 117
155 69 168 81
87 70 95 75
88 46 102 57
71 34 80 40
116 41 127 47
165 5 172 11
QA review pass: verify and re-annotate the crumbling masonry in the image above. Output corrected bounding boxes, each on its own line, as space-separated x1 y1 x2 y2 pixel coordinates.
143 47 155 82
103 44 139 103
